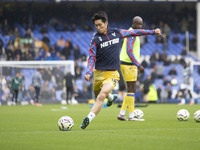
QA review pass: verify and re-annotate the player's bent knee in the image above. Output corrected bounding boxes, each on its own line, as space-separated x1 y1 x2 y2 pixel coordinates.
97 92 108 101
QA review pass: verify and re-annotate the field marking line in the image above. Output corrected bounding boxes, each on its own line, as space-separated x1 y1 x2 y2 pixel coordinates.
0 127 199 135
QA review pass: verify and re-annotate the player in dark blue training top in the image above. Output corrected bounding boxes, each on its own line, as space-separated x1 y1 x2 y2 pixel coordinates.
81 11 161 129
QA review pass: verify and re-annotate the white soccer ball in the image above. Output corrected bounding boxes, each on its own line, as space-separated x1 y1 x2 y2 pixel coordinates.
171 78 178 85
194 110 200 123
134 109 144 119
177 109 190 121
61 100 67 105
58 116 74 131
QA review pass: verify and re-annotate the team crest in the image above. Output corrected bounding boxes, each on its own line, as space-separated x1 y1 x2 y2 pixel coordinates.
111 32 116 37
98 37 102 41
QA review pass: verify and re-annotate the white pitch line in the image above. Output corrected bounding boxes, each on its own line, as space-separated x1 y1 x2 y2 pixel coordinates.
0 128 199 135
88 127 200 132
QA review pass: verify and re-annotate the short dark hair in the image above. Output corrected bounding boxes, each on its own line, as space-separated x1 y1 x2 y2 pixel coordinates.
91 11 108 23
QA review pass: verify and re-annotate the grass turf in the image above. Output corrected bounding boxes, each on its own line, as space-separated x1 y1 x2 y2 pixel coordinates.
0 104 200 150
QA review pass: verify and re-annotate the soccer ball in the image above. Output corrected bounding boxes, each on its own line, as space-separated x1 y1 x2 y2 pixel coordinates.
134 109 144 119
194 110 200 123
171 78 178 85
177 109 190 121
58 116 74 131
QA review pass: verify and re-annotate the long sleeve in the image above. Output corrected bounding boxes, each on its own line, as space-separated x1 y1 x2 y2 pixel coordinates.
126 37 140 67
86 42 97 76
120 29 155 38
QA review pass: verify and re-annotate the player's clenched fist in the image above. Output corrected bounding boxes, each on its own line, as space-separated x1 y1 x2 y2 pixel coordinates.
84 74 91 81
154 28 161 36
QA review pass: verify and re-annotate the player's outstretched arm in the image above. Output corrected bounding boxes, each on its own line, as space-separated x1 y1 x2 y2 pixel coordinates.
120 28 161 38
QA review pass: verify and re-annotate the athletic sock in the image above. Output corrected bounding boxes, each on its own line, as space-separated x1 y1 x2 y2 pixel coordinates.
107 93 114 102
120 93 129 115
87 112 96 122
127 93 135 112
120 109 126 116
181 98 185 104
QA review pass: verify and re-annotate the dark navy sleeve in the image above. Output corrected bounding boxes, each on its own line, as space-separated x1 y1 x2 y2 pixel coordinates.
86 37 97 76
119 29 155 38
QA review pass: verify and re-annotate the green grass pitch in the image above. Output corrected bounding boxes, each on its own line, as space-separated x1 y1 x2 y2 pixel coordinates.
0 104 200 150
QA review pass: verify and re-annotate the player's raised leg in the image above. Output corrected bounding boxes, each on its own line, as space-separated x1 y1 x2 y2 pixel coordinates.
81 83 113 129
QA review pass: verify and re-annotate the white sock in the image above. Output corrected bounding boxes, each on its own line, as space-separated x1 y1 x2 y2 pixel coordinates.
107 93 113 102
120 109 126 116
88 112 96 122
181 98 185 104
129 112 134 118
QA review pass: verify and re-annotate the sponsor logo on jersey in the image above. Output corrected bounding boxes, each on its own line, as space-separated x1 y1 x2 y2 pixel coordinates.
100 38 119 48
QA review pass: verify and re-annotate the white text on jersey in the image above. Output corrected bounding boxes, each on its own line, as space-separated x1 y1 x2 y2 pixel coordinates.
100 38 119 48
